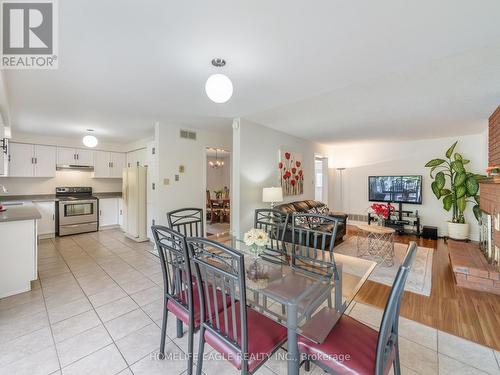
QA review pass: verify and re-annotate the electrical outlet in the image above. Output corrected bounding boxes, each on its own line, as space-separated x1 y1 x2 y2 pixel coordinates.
163 178 170 185
175 174 180 181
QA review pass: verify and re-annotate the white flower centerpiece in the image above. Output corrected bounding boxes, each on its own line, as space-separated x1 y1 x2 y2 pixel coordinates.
243 228 269 259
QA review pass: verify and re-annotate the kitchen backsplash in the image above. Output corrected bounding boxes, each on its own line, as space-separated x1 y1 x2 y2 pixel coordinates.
0 170 122 195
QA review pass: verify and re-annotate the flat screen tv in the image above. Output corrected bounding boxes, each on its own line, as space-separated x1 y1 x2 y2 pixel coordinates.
368 175 422 204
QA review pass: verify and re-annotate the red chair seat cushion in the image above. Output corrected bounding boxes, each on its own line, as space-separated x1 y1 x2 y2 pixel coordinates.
166 284 229 327
205 302 287 373
298 315 390 375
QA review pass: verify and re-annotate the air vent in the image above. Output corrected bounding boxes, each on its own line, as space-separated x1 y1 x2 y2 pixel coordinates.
180 129 197 140
347 213 369 223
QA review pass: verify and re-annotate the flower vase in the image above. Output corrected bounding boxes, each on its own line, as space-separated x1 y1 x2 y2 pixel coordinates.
249 244 265 260
377 217 385 227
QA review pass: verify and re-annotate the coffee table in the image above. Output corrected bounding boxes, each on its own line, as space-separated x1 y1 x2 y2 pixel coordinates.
356 224 395 266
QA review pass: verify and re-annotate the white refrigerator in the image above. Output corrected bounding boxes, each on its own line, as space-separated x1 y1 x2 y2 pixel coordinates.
122 166 148 242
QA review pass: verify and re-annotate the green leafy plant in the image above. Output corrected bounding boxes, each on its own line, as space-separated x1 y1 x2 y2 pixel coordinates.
424 141 482 224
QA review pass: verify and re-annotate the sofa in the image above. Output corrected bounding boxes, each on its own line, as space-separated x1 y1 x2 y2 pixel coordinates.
274 200 347 247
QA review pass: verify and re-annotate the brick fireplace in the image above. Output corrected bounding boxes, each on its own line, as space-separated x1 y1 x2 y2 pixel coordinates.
449 105 500 295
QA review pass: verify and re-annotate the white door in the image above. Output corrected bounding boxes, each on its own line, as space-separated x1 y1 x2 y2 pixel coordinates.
34 145 56 177
9 143 34 177
76 149 93 166
57 147 77 165
99 198 118 227
93 151 111 178
126 168 139 237
118 198 123 228
110 152 126 178
34 202 55 235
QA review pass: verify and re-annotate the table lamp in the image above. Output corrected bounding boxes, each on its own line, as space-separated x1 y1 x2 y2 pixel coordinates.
262 187 283 209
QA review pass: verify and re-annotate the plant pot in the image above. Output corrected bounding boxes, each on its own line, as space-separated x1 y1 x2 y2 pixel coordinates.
448 222 470 240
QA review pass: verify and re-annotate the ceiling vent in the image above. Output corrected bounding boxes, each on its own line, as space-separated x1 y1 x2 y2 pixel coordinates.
180 129 197 140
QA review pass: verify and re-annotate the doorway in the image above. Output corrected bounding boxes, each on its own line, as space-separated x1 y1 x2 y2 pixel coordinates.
205 147 231 236
314 156 328 203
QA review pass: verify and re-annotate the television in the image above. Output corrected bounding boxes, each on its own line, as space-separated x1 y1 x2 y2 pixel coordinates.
368 175 422 204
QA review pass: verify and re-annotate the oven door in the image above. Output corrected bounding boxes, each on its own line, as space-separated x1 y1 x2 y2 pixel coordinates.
58 200 98 225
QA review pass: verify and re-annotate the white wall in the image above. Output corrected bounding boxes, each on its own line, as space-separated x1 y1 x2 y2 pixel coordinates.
206 156 231 195
154 123 232 226
232 118 330 233
0 170 122 195
327 132 488 239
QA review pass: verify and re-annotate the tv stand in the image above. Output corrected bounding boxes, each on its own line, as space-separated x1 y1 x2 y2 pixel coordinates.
368 202 421 236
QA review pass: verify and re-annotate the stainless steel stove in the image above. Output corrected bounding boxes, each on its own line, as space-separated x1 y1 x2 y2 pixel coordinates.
55 187 99 236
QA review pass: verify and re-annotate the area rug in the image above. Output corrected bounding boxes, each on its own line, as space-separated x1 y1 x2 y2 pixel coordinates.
335 237 433 296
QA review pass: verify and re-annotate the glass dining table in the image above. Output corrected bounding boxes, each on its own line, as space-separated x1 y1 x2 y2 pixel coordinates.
223 234 377 375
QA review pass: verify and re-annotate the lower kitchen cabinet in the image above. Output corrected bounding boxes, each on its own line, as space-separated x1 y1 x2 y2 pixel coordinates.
99 198 119 227
34 201 55 237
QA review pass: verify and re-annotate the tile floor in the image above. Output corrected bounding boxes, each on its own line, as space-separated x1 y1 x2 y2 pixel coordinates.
0 229 499 375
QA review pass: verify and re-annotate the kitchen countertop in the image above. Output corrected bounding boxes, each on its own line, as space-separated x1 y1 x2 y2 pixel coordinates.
0 203 41 223
0 192 122 202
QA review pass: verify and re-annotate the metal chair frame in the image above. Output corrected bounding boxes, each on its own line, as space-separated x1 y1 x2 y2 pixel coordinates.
303 242 418 375
186 237 284 375
151 225 196 375
167 208 205 237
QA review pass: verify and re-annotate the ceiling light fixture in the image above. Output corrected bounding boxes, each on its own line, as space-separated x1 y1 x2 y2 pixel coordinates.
205 58 233 104
82 129 98 148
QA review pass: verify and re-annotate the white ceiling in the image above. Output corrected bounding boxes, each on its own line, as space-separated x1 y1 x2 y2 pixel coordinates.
4 0 500 144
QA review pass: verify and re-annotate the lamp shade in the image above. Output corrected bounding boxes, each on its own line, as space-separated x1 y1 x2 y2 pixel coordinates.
262 187 283 203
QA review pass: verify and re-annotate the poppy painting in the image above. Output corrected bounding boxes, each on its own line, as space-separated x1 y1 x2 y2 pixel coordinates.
278 150 304 196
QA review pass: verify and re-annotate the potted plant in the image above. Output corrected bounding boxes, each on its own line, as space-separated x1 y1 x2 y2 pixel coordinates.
425 141 483 240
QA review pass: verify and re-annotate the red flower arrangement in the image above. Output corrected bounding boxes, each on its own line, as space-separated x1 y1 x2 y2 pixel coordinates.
370 203 394 219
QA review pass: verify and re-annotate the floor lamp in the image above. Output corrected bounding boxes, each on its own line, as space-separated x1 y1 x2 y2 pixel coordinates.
337 168 346 212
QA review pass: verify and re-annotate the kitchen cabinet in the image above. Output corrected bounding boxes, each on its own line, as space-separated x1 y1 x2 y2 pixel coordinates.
33 145 56 177
93 151 126 178
34 201 55 236
57 147 93 166
110 152 126 178
127 148 147 168
99 197 119 227
8 142 56 177
8 142 32 177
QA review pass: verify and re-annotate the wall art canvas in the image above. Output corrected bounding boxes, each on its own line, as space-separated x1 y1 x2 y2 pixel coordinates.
279 150 304 196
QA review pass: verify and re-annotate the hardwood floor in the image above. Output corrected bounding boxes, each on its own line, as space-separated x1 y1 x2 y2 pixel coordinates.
348 225 500 351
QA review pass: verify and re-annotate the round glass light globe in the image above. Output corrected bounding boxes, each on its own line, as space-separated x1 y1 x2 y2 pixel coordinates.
205 74 233 103
82 135 98 148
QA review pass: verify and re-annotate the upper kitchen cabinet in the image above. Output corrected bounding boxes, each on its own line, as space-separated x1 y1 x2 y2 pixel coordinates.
57 147 94 166
126 148 147 168
93 151 126 178
8 142 56 177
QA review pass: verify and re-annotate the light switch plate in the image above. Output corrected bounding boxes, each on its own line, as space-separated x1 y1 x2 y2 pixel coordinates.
163 178 170 185
179 165 185 173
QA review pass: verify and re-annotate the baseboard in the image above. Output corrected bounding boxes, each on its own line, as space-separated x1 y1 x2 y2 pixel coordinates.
99 225 121 231
38 233 55 240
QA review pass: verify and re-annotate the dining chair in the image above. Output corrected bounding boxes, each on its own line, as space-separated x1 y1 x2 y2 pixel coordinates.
151 226 231 375
254 209 289 257
298 241 418 375
186 237 288 375
290 212 340 273
167 208 204 237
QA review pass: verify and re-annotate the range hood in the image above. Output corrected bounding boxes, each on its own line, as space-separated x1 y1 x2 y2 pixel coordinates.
56 164 94 171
